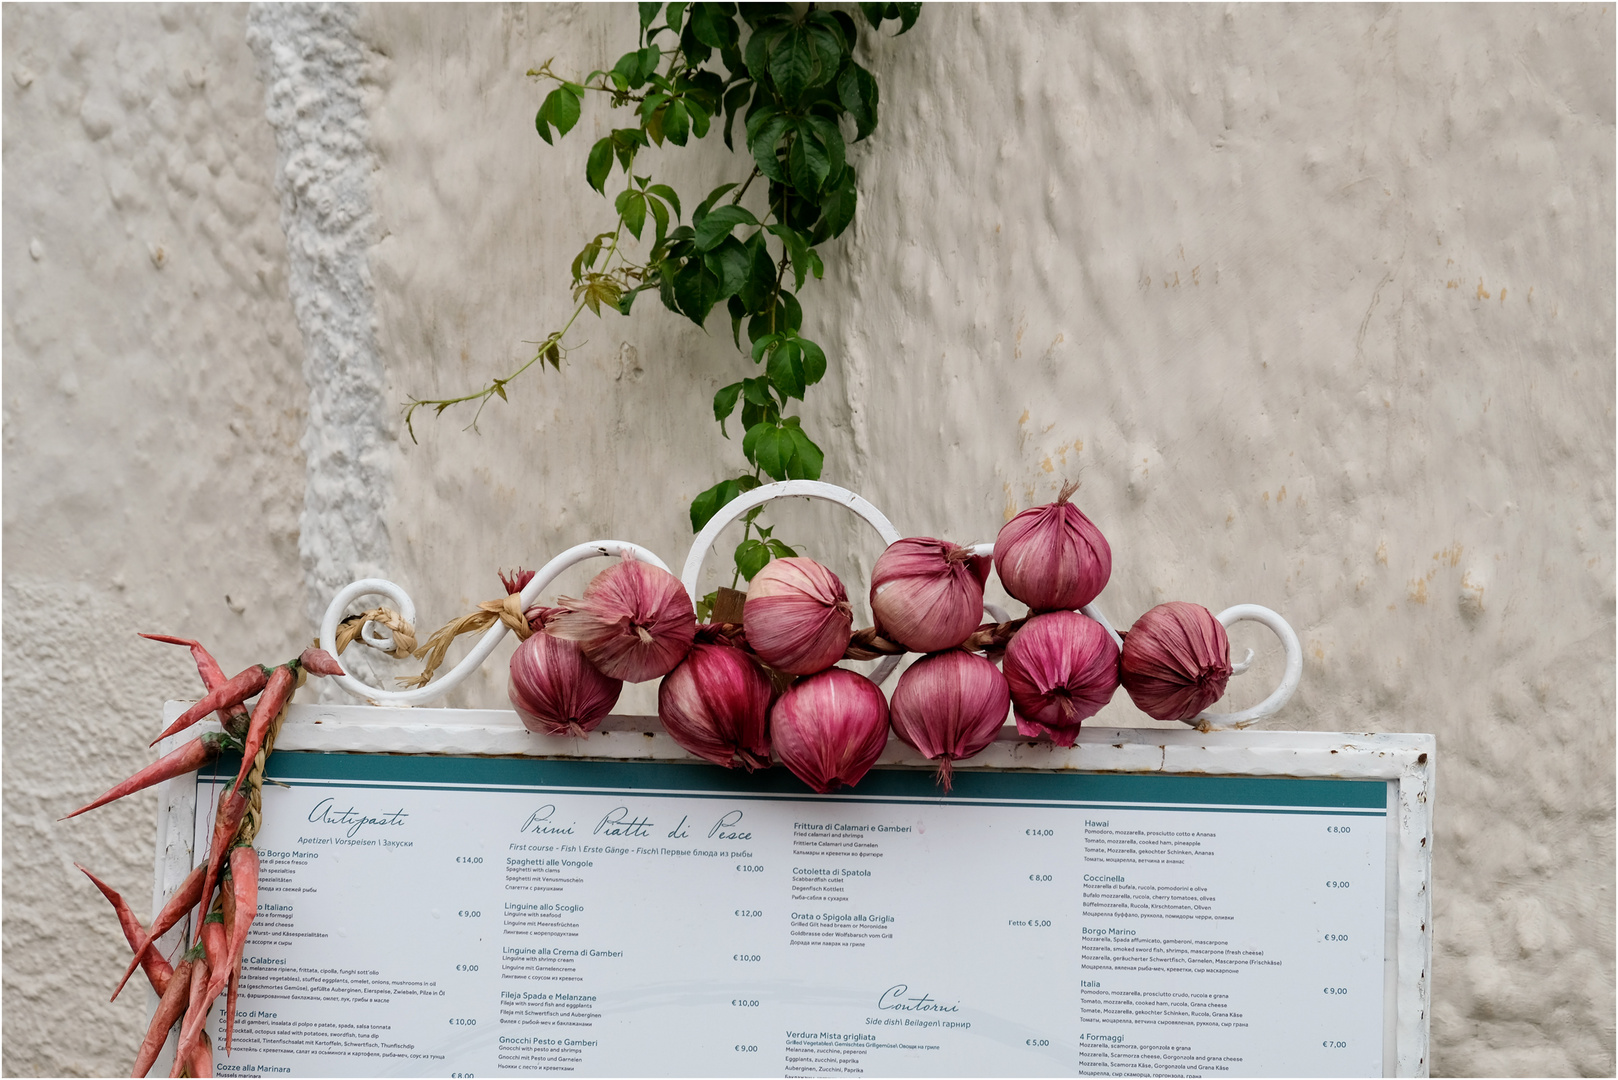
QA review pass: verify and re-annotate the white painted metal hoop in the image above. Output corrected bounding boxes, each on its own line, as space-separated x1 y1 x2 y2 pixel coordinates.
1191 603 1304 730
318 541 670 706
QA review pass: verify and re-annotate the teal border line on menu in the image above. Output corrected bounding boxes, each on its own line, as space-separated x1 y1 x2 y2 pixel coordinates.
200 752 1388 815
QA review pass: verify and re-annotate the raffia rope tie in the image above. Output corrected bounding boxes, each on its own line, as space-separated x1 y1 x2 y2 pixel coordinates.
840 617 1030 662
334 608 418 659
400 591 534 690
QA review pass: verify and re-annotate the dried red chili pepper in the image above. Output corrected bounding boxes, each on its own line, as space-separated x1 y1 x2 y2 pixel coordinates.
62 732 231 821
229 666 294 797
150 665 269 747
226 846 258 984
195 793 247 944
112 864 204 1002
76 864 172 995
132 955 192 1078
298 647 345 677
171 950 215 1079
185 1031 214 1078
140 634 251 736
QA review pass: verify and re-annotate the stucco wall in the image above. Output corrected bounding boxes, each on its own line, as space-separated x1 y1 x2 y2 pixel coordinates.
3 3 1612 1076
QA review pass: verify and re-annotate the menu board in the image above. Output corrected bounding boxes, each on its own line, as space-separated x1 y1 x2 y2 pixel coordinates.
191 752 1393 1078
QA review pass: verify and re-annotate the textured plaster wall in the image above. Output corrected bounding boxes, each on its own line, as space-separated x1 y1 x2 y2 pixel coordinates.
2 4 307 1075
2 4 1612 1077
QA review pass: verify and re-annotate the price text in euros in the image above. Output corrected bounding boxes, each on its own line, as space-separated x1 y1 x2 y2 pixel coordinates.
456 855 484 863
1025 828 1054 837
1326 825 1351 834
735 909 763 918
1323 1040 1347 1049
735 1045 759 1053
732 999 760 1007
1323 987 1348 995
1028 873 1053 882
449 1018 477 1026
458 910 482 918
736 863 764 873
734 954 762 962
1325 880 1350 889
1026 1039 1050 1047
455 964 479 972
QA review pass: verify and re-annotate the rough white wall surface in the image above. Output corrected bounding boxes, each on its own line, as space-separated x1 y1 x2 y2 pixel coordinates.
2 4 1611 1077
2 4 306 1076
246 2 391 628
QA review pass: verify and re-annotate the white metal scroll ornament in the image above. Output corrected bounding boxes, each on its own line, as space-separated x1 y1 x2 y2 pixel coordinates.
320 480 1302 729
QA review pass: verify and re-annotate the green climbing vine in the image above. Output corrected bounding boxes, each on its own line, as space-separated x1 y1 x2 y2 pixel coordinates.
406 2 920 615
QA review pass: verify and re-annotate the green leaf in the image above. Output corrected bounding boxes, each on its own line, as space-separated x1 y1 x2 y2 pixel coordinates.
741 421 770 468
691 1 740 49
818 165 858 238
693 204 759 251
722 83 752 149
535 86 582 144
740 376 774 405
664 99 691 145
784 425 824 480
586 137 614 193
688 99 711 139
788 125 831 196
767 339 806 400
765 538 798 558
693 182 738 229
713 380 743 436
734 538 771 581
769 26 814 103
691 477 743 532
621 191 647 239
798 337 827 386
805 25 843 87
746 113 791 182
802 114 846 180
704 236 751 298
753 425 790 480
647 194 670 245
750 332 781 364
640 186 678 223
665 1 689 33
639 2 661 34
768 223 811 290
836 61 880 141
893 3 921 33
739 238 776 309
672 258 720 325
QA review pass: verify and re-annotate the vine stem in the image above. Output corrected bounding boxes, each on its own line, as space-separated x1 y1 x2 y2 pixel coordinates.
404 169 639 441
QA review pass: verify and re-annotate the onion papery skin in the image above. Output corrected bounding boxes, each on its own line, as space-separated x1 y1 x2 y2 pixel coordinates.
993 485 1112 612
508 629 623 738
743 557 854 676
869 538 992 654
658 635 775 770
1002 611 1119 746
1120 602 1233 723
548 554 697 682
770 668 890 794
889 650 1011 791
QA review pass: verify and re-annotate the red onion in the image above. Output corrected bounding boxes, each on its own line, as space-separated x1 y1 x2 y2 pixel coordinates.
994 480 1111 612
658 630 774 770
1002 610 1119 746
869 538 992 653
770 668 890 793
889 650 1010 791
508 612 623 738
743 557 853 675
1120 602 1232 722
548 553 696 682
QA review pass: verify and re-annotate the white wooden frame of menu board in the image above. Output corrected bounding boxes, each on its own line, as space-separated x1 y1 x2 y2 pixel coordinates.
150 707 1435 1078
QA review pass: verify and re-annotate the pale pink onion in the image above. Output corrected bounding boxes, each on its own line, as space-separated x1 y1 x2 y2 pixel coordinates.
1120 602 1232 723
743 557 853 675
548 553 696 682
770 668 890 794
869 538 992 653
994 480 1112 612
658 631 774 770
889 650 1011 791
508 615 623 738
1002 610 1119 746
